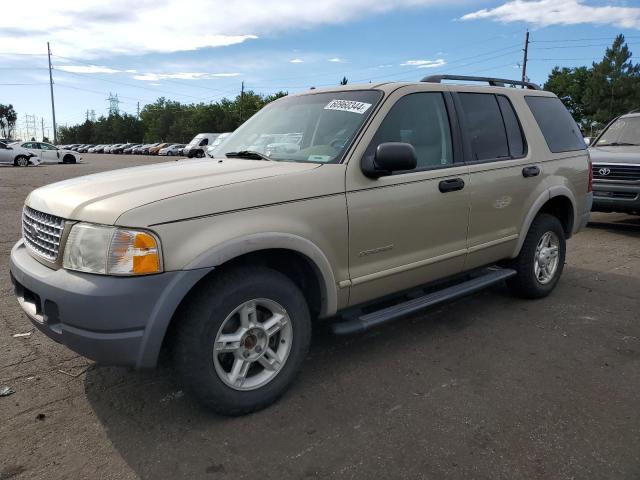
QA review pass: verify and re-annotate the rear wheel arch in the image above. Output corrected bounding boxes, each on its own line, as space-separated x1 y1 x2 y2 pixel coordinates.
513 188 576 258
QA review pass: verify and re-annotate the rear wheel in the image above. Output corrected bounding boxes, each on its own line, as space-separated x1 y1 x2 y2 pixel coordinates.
174 266 311 415
14 156 29 167
507 213 566 299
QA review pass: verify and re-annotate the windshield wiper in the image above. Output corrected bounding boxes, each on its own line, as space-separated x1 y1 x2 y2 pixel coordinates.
597 142 640 146
225 150 272 161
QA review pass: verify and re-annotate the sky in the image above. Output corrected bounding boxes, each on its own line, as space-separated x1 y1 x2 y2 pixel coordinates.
1 0 640 140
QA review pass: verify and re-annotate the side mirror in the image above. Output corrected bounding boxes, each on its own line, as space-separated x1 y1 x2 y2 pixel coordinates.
361 142 417 178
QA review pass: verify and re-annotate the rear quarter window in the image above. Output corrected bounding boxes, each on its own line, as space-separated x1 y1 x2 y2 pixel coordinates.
525 96 585 153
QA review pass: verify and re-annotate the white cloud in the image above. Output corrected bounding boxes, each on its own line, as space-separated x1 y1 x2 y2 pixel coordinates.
400 58 446 68
56 65 120 74
289 59 304 63
328 57 345 63
133 72 241 81
0 0 453 57
461 0 640 29
125 69 137 73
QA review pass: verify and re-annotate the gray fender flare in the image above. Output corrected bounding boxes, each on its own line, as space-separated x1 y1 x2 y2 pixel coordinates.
513 186 577 257
185 232 338 318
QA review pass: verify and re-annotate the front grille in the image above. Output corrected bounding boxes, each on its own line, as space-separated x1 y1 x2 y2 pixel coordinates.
592 164 640 182
22 206 65 262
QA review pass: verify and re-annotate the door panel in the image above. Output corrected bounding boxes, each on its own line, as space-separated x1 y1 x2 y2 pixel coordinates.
465 160 546 269
345 88 470 306
347 168 470 305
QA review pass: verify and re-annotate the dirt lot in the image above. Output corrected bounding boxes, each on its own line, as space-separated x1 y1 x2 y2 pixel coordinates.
1 154 639 480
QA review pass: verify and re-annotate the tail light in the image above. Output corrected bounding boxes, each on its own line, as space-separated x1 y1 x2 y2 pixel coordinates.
587 157 593 192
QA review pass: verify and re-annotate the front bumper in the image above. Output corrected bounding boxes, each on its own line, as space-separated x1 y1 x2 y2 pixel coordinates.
592 182 640 214
9 240 213 368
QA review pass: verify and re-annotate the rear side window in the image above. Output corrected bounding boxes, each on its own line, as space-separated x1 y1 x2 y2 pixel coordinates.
525 96 585 153
458 93 509 161
497 95 525 157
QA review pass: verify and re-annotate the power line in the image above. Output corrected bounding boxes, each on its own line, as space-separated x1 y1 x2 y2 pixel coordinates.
532 35 640 43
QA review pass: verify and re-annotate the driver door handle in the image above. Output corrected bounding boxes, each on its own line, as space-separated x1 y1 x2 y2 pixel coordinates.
522 165 540 178
439 178 465 193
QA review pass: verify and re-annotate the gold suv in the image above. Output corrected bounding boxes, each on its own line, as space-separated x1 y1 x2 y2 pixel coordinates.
10 75 592 415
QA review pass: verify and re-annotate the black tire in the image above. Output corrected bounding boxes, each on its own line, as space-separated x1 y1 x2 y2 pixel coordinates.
63 154 76 164
507 213 566 299
14 155 29 167
174 266 311 415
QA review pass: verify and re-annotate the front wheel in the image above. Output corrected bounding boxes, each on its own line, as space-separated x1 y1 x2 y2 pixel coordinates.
507 213 566 299
63 154 76 164
174 267 311 415
14 156 29 167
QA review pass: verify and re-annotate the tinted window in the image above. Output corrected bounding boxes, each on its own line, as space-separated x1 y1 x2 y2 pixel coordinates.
525 96 586 153
497 95 525 157
459 93 509 161
367 92 453 170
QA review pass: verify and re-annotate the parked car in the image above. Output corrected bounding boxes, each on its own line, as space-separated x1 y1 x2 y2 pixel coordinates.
123 144 142 154
159 144 185 156
0 141 40 166
149 143 171 155
589 111 640 215
13 141 80 164
140 143 160 155
205 133 232 158
183 133 219 158
77 145 94 153
9 76 591 416
104 144 121 154
112 143 137 154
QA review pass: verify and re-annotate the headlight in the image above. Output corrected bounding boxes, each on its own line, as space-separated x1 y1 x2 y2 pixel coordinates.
62 223 162 275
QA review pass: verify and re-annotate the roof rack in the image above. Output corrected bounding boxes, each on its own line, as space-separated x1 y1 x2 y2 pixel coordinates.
421 75 541 90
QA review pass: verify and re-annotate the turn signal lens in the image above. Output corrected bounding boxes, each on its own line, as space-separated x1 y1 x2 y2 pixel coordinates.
108 230 161 275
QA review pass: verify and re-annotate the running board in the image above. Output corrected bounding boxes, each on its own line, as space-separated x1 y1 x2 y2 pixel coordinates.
331 268 517 335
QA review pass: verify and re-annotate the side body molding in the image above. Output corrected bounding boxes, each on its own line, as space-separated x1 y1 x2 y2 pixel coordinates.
512 186 577 258
185 232 339 318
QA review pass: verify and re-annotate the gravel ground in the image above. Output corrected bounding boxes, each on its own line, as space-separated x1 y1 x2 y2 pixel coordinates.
1 154 639 480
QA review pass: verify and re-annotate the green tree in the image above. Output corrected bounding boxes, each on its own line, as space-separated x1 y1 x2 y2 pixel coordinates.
544 34 640 130
0 104 17 139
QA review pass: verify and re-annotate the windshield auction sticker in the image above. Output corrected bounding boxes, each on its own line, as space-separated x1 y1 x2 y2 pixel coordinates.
324 99 372 114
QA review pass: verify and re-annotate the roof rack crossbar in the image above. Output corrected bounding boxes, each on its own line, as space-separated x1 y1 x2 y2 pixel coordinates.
421 74 541 90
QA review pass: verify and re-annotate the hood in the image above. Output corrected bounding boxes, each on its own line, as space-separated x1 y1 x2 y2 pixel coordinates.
26 158 320 225
589 145 640 165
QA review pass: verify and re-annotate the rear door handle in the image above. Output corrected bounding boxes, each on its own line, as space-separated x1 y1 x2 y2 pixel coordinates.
522 166 540 178
439 178 465 193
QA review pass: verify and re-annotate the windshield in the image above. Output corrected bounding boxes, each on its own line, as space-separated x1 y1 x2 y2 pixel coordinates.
215 90 382 163
596 116 640 146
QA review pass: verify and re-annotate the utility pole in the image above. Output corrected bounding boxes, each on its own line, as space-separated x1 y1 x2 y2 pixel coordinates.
239 81 244 123
47 42 58 144
41 117 45 141
521 30 530 86
136 101 140 119
86 109 90 121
